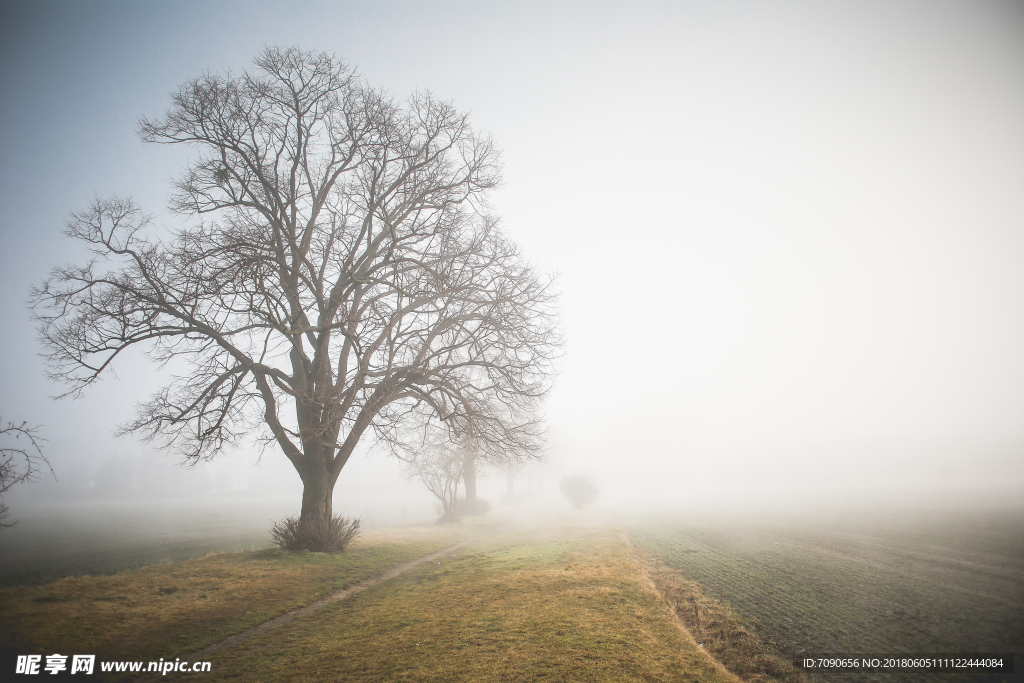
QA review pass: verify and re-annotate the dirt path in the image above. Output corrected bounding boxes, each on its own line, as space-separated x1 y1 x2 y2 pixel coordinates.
182 525 509 661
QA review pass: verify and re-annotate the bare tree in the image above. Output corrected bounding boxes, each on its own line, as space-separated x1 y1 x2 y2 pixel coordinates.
31 47 558 536
460 446 481 509
499 460 523 502
404 440 466 521
0 419 54 528
399 392 546 518
450 430 525 513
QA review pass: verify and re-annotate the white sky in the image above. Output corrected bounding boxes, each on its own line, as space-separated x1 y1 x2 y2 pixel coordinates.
1 0 1022 513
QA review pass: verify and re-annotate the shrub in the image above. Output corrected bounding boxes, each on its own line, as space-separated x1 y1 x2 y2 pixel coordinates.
436 497 492 523
454 497 492 517
560 475 598 508
270 514 361 553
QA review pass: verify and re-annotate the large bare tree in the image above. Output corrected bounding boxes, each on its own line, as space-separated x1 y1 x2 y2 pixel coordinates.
32 47 557 531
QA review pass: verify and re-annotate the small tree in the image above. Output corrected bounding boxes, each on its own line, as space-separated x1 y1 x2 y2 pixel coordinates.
31 47 558 547
404 440 465 521
560 475 597 509
402 406 542 520
0 419 54 528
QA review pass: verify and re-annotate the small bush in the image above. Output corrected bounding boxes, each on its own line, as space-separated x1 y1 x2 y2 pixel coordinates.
560 476 598 508
270 514 361 553
454 497 492 517
436 497 492 523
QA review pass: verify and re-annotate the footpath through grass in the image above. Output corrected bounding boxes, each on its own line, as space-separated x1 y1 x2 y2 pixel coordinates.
2 509 758 682
170 510 739 682
0 519 496 669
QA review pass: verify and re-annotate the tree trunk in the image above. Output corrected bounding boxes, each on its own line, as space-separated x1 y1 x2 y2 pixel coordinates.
299 463 334 525
463 457 477 504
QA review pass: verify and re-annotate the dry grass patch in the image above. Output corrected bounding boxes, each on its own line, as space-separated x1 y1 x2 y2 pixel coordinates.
0 519 492 664
204 510 741 682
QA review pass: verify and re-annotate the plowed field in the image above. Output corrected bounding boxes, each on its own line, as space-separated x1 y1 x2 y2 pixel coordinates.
622 506 1023 683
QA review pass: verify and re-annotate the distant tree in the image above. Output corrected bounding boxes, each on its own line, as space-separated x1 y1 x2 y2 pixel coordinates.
31 47 558 548
404 439 466 521
403 402 543 520
0 418 54 528
560 475 598 509
461 447 480 508
499 460 523 502
451 438 493 516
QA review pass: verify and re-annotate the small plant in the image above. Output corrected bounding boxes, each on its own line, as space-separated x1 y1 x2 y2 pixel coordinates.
560 475 598 508
453 497 492 517
270 514 361 553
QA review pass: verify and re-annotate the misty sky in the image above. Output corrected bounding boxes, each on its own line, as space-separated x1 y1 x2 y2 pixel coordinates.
1 0 1022 513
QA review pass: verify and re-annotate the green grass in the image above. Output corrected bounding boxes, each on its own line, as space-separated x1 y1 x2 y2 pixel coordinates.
621 507 1024 683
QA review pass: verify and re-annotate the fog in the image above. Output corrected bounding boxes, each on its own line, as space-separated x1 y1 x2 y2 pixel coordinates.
1 0 1022 550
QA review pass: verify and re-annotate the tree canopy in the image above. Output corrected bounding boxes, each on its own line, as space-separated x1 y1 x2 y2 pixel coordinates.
32 47 558 529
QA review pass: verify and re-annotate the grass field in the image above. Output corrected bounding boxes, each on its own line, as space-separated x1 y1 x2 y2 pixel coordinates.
3 502 1020 681
199 511 741 682
0 502 278 588
1 509 751 682
621 504 1024 683
0 498 432 588
0 518 499 676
